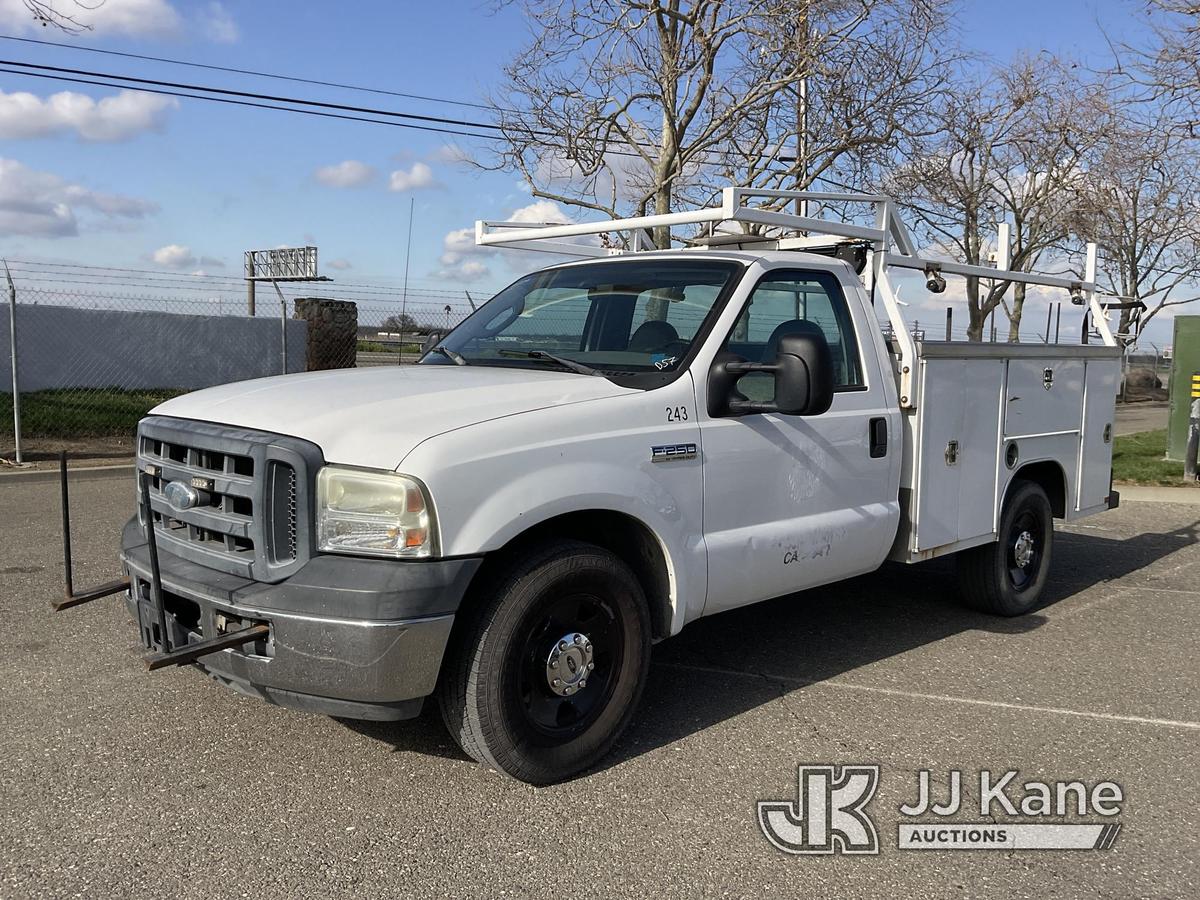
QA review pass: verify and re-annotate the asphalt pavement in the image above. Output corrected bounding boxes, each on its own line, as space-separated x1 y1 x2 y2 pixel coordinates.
1 473 1197 898
1114 400 1170 436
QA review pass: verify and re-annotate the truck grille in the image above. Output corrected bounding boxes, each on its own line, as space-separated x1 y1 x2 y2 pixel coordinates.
137 416 323 582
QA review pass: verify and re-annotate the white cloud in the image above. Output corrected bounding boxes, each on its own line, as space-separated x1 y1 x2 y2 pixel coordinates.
327 258 352 270
439 227 477 262
453 260 491 281
431 144 472 166
436 226 492 282
152 244 196 268
0 0 182 37
0 89 175 142
0 158 156 237
199 1 238 42
149 247 226 272
389 161 437 192
434 200 578 283
0 0 238 41
314 160 376 189
506 199 573 225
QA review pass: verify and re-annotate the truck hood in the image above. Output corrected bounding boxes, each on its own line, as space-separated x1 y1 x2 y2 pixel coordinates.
151 365 637 470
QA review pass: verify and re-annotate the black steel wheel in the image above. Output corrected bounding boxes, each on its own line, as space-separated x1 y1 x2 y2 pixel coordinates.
1005 506 1046 592
513 591 623 741
437 539 651 784
956 479 1054 616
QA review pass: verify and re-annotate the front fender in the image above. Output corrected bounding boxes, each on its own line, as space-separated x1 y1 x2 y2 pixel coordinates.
398 385 707 633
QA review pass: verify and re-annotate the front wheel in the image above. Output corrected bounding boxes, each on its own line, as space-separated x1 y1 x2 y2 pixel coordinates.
437 540 651 784
956 480 1054 616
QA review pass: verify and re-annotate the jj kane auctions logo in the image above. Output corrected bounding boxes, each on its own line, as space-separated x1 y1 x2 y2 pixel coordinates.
759 765 1123 854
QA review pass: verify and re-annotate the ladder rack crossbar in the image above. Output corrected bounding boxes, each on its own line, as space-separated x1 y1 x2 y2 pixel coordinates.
882 253 1091 292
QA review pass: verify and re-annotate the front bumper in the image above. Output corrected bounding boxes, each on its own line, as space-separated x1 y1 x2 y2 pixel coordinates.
120 518 481 721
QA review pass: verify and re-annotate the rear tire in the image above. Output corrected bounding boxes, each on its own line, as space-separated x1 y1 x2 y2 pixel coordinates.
437 539 651 784
956 480 1053 616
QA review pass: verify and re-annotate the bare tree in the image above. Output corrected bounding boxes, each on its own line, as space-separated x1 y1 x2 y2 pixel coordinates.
490 0 953 249
1074 112 1200 339
888 57 1110 341
21 0 104 33
1110 1 1200 131
710 0 955 212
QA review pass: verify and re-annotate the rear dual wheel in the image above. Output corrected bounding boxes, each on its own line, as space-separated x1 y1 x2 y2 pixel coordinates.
956 479 1053 616
437 540 651 785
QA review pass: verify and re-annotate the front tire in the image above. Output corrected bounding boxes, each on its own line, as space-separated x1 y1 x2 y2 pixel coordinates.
956 480 1054 616
437 540 651 784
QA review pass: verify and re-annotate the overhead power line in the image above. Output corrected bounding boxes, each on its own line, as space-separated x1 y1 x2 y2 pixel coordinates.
0 65 504 139
0 33 509 113
0 57 542 136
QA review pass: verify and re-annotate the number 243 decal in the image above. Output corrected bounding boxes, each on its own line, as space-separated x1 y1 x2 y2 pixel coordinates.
666 406 689 422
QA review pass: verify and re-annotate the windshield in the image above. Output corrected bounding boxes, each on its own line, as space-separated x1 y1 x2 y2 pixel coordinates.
424 259 742 374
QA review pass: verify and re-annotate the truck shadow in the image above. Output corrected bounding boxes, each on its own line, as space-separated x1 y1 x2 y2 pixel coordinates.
342 517 1199 775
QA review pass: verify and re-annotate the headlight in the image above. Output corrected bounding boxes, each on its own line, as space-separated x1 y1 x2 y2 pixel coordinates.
316 466 436 559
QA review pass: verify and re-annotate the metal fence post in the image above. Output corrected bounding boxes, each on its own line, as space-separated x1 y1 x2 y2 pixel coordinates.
246 256 256 316
4 260 21 464
270 279 288 375
280 297 288 376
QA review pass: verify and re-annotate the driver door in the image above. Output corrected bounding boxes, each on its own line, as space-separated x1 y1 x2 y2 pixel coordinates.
699 267 900 615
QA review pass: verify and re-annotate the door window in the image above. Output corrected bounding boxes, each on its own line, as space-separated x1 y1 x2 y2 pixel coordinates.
723 269 864 400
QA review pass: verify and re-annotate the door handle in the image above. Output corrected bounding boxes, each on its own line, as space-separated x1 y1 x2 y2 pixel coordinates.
869 417 888 458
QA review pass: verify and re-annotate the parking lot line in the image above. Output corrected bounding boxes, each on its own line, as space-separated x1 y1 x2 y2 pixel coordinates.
1120 585 1200 595
655 661 1200 731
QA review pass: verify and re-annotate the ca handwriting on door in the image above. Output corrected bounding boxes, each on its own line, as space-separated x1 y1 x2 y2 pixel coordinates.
782 531 838 565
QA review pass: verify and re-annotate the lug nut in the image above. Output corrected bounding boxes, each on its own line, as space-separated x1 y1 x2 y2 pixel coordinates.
579 679 587 689
550 658 558 669
587 662 594 671
559 640 568 651
563 686 574 695
552 678 561 687
584 643 592 653
573 634 583 644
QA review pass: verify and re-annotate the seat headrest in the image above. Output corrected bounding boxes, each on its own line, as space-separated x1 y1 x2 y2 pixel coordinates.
629 319 680 352
765 319 826 359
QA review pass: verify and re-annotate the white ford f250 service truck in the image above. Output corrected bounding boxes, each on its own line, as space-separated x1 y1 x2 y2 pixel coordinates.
114 189 1121 784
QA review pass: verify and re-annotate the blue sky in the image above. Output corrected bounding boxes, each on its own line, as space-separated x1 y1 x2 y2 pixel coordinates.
0 0 1174 339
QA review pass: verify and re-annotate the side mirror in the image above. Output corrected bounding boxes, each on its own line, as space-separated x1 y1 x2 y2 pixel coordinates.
707 330 835 417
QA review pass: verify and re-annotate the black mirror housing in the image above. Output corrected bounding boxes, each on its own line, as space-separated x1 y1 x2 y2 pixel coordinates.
771 331 835 416
707 330 835 418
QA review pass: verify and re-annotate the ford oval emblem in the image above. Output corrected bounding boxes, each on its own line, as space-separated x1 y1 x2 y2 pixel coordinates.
163 480 200 511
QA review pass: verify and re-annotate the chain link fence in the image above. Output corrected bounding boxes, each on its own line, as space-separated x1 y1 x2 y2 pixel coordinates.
1 264 475 463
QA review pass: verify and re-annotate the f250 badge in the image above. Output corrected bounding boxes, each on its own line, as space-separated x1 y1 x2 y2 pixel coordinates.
651 443 697 462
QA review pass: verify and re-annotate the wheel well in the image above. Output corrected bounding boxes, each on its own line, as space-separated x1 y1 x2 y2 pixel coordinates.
1010 461 1067 517
465 511 673 640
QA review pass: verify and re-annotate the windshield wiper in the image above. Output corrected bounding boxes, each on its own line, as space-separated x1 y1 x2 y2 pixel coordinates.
427 345 467 366
497 349 601 376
